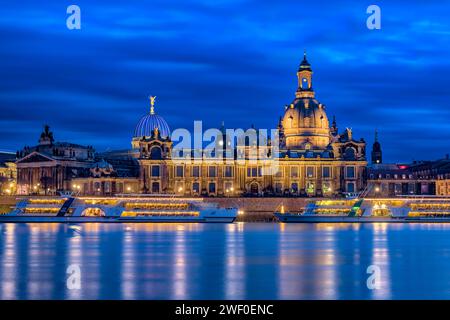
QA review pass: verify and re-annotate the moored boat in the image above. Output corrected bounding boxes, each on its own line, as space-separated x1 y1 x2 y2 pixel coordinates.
1 195 238 223
274 197 450 223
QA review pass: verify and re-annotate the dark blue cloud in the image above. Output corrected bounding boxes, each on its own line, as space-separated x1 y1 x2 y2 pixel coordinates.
0 0 449 162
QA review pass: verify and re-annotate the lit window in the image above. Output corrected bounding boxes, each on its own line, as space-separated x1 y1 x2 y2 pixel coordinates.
208 166 217 177
306 167 314 178
224 166 233 177
291 167 299 178
176 166 184 177
346 166 355 178
192 182 200 193
322 167 331 178
151 165 160 177
192 166 200 177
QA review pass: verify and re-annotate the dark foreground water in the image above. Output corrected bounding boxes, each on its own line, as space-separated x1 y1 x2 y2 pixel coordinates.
1 222 450 299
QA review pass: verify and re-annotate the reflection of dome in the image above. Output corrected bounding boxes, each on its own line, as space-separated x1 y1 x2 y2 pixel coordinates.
134 113 170 139
133 97 170 139
282 98 330 149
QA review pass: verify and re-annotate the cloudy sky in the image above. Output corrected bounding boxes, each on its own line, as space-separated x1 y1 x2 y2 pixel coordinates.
0 0 449 162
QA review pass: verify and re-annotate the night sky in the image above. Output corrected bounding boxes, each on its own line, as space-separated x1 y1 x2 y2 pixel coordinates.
1 0 449 162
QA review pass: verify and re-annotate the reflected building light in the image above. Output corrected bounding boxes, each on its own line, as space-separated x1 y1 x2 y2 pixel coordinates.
172 228 187 299
65 226 83 300
225 223 245 299
315 247 338 300
1 224 17 299
121 227 136 299
373 223 388 235
370 227 392 300
28 224 47 299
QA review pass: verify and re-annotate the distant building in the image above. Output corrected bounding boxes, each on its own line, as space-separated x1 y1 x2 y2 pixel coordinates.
0 151 16 195
16 54 367 197
371 130 382 164
16 125 95 195
367 157 450 197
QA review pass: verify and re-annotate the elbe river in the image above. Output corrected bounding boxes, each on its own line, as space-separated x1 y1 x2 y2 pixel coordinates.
0 222 449 299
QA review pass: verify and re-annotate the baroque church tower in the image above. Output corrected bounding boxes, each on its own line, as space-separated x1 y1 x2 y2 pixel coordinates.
281 52 330 150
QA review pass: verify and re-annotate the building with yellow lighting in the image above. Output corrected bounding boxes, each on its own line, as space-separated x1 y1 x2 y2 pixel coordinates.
0 152 16 195
15 54 368 197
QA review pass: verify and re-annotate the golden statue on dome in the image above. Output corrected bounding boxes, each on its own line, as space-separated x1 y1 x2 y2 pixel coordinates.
149 95 156 114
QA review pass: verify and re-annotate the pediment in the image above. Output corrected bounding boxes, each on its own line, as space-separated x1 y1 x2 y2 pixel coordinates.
16 152 55 164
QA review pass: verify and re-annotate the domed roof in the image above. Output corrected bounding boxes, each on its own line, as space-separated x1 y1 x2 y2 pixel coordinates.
283 98 330 131
134 113 170 139
133 96 170 139
281 98 330 149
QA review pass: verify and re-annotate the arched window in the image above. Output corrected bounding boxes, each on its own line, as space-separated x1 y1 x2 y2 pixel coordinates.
250 182 259 195
208 182 216 194
302 77 309 89
150 146 162 159
288 116 293 128
344 147 356 160
192 182 200 194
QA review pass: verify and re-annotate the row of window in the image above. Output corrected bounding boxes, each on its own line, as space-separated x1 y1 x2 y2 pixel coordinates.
149 165 357 179
275 181 356 193
369 173 413 180
176 181 234 194
174 165 234 178
146 165 234 178
249 166 356 179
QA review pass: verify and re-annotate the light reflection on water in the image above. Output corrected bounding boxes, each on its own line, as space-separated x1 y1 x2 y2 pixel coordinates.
1 222 450 299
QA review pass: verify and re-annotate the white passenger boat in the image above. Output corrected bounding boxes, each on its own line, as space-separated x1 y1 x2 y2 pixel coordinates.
274 197 450 223
1 196 238 223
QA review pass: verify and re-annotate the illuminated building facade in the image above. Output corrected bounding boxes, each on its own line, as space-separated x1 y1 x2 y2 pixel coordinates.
0 152 16 195
15 125 95 195
367 158 450 197
16 55 368 197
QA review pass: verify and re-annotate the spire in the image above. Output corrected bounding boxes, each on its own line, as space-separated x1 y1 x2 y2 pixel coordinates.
371 129 382 164
330 115 338 136
299 50 312 71
149 95 156 115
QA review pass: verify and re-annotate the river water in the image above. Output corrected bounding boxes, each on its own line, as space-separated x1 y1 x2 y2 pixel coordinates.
0 222 449 299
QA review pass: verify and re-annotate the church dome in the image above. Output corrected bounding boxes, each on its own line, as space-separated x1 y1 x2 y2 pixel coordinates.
134 114 170 138
280 53 331 150
133 96 170 139
282 98 330 149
